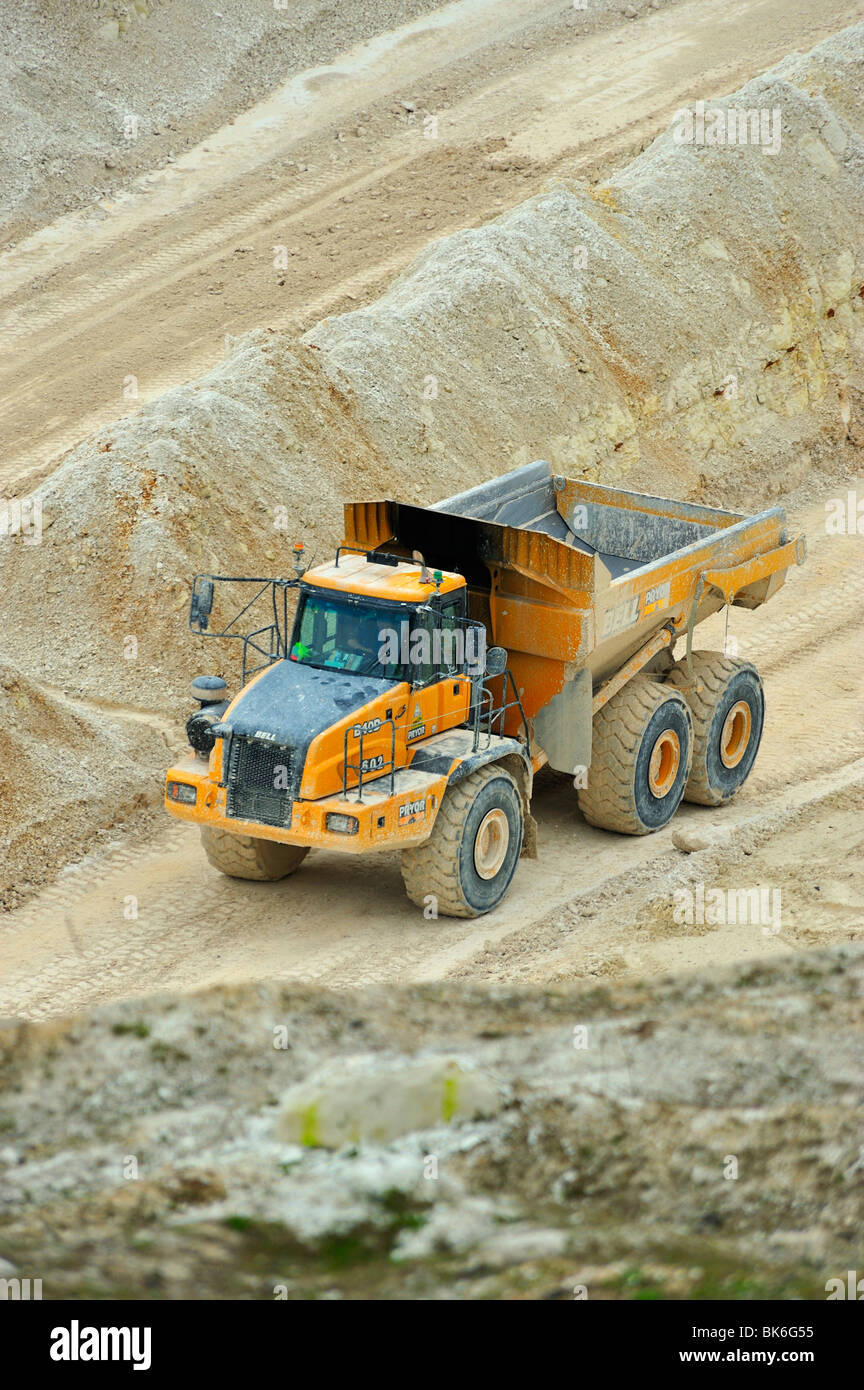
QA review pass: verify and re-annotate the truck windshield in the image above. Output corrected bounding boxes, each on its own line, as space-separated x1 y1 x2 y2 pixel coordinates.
289 590 418 680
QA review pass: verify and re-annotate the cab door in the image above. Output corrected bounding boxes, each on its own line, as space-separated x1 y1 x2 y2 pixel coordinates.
404 593 471 751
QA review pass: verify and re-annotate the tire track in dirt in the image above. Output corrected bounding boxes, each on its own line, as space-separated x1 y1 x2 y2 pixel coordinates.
2 489 860 1021
3 753 861 1019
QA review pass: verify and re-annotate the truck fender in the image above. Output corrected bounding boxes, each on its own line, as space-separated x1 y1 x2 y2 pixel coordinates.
448 743 537 859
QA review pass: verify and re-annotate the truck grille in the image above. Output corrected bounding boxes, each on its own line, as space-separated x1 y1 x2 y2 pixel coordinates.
225 736 297 828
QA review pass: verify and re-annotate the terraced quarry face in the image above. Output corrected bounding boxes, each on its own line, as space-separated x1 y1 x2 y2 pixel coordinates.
0 0 862 1303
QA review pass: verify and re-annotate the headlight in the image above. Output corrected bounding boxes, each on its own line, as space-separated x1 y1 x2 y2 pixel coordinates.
326 813 359 835
167 781 197 805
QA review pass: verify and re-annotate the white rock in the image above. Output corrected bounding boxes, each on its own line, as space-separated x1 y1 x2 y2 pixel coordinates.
276 1054 503 1148
476 1227 569 1267
672 829 712 853
392 1199 499 1260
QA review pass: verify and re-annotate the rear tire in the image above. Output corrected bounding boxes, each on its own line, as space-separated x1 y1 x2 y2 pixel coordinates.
578 677 692 834
666 653 764 805
401 765 523 919
200 826 309 881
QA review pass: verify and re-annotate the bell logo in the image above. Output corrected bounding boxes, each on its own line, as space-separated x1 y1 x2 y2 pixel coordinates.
825 1271 864 1299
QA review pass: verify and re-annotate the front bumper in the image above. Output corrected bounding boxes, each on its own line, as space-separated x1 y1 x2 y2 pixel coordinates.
164 756 447 853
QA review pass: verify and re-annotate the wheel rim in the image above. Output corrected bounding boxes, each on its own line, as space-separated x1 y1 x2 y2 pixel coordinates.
648 729 681 798
473 808 510 879
720 700 751 768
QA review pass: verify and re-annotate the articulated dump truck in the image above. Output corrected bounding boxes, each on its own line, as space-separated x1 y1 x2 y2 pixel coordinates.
165 461 805 917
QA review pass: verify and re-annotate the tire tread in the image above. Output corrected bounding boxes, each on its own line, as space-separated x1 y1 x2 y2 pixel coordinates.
666 651 760 805
578 676 692 834
200 826 308 880
401 765 519 919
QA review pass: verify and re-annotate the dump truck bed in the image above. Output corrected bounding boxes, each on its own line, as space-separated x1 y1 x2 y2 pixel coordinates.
347 461 803 665
343 460 805 770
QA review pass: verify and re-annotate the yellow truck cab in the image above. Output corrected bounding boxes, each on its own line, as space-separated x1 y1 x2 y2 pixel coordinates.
166 544 533 916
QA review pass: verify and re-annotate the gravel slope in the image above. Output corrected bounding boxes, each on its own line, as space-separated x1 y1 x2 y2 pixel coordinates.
0 947 860 1299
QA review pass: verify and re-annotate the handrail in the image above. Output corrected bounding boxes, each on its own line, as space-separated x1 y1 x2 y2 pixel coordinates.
342 718 398 803
337 663 530 802
241 623 283 684
471 669 530 755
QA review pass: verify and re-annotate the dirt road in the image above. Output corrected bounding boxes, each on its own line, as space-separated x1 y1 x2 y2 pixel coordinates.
1 0 862 1023
1 497 860 1021
1 0 859 492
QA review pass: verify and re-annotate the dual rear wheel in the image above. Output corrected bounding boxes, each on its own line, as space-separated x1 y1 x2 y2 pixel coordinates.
578 653 764 834
666 653 764 806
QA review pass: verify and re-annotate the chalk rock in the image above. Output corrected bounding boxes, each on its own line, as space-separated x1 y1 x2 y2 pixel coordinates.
276 1054 503 1148
672 829 712 853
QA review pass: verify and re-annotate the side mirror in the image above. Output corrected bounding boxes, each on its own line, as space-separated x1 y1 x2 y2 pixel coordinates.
190 578 214 631
485 646 507 677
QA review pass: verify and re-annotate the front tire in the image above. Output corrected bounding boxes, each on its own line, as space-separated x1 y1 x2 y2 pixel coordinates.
401 765 523 918
200 826 309 881
578 677 692 834
666 653 764 805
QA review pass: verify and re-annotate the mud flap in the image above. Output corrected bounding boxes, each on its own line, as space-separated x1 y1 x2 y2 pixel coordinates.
533 668 593 775
521 810 539 859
